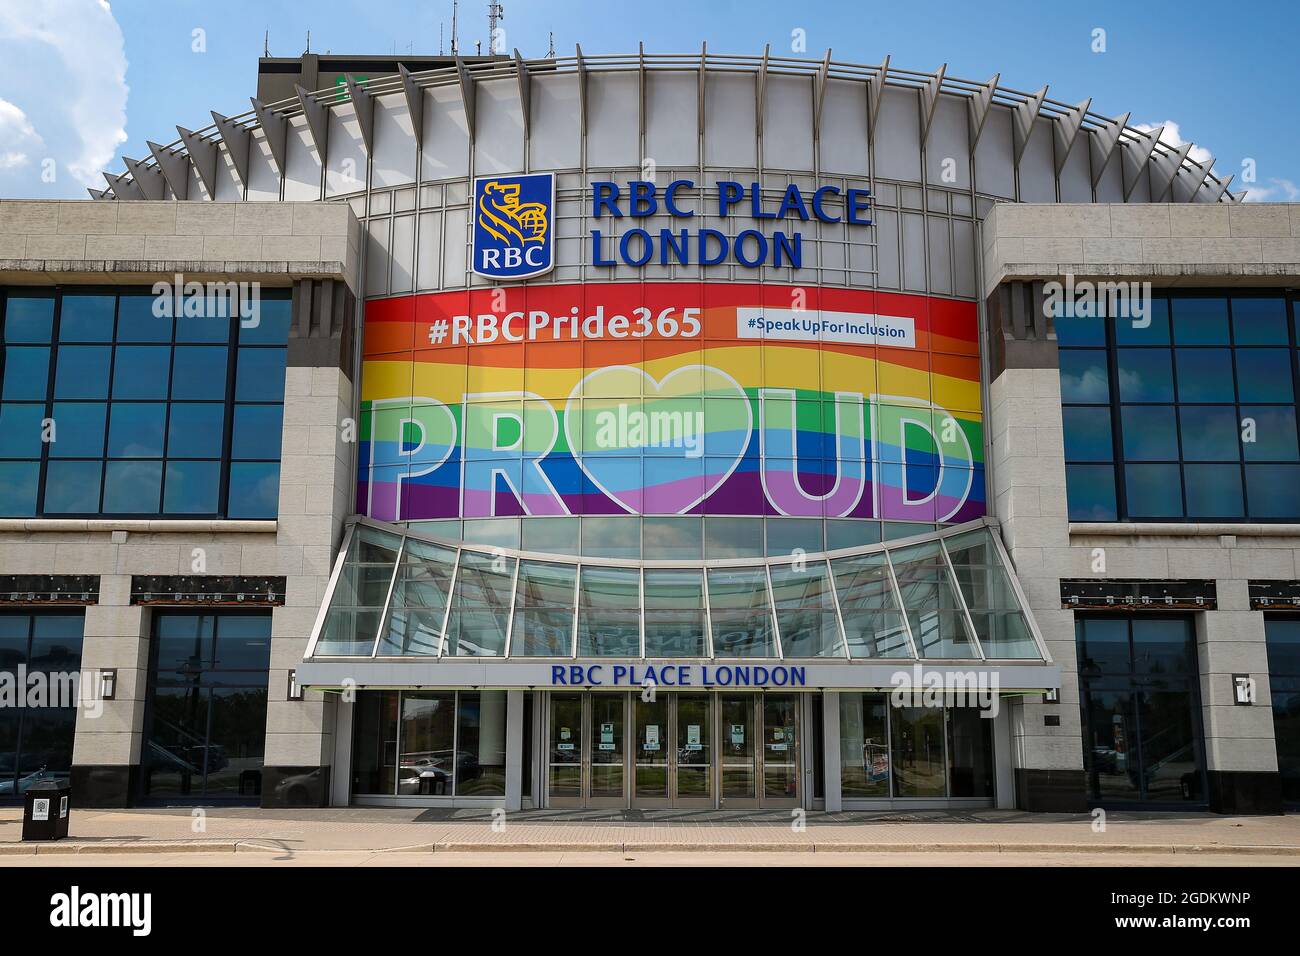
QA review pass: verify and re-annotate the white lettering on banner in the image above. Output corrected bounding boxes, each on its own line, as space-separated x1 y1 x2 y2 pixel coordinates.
735 307 917 348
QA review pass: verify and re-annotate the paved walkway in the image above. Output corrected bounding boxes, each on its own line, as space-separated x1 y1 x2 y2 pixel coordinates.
2 807 1298 857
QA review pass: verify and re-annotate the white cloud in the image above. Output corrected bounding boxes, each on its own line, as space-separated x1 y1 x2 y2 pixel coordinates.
1134 120 1215 171
0 0 129 193
1241 178 1300 203
0 97 43 169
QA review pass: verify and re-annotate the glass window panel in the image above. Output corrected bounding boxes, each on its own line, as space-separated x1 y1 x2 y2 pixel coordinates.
350 691 399 795
53 346 111 399
1058 349 1111 404
1241 407 1299 461
379 539 459 656
455 691 507 796
511 560 577 657
42 460 102 513
2 346 50 400
579 516 640 558
166 403 225 458
890 706 946 796
1077 617 1131 674
0 403 44 458
1171 296 1230 345
831 552 911 658
1132 618 1196 676
1062 406 1113 462
163 460 221 514
116 293 172 342
766 518 824 558
1179 407 1241 461
1120 406 1179 461
769 561 843 658
944 530 1041 659
48 402 106 458
1053 312 1106 347
1231 297 1289 345
576 566 640 657
839 694 890 796
112 346 171 399
175 302 231 343
642 515 703 560
315 528 401 655
521 516 578 556
1065 464 1117 520
445 550 515 657
704 516 764 559
1114 297 1170 346
107 402 166 457
238 295 292 344
642 568 706 657
103 460 162 513
396 692 455 795
947 705 994 797
235 347 287 401
1183 464 1243 519
57 294 115 341
825 519 882 551
707 567 777 657
171 346 229 400
4 295 55 343
232 404 283 459
1124 463 1184 519
889 541 976 659
1236 349 1294 404
0 462 40 515
1116 348 1173 402
1265 618 1300 677
1174 349 1234 403
1245 465 1300 519
461 518 520 550
227 462 280 518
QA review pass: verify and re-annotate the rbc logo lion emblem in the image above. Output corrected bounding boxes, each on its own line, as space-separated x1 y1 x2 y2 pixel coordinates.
471 173 555 280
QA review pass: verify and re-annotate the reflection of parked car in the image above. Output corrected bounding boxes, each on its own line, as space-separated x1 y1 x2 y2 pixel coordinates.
273 769 319 805
0 766 67 796
397 751 481 794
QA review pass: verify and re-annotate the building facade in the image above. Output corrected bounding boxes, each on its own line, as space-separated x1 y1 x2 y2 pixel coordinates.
0 50 1295 814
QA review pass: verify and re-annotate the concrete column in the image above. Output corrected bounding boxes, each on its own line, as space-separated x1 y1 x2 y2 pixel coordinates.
71 574 148 807
1195 582 1282 813
821 692 842 812
505 689 524 812
261 362 354 807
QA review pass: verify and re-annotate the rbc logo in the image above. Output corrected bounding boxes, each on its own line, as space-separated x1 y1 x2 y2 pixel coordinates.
472 173 555 280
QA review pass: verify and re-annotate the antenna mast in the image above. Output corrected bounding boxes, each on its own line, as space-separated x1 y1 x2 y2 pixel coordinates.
451 0 459 55
488 1 505 54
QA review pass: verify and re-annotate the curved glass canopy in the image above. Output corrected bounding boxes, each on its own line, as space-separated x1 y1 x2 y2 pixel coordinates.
306 517 1048 663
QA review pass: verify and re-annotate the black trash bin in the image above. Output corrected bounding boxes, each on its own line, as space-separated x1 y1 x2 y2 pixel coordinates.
21 778 71 842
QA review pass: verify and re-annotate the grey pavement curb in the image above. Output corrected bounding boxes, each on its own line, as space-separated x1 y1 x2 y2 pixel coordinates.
3 839 1298 856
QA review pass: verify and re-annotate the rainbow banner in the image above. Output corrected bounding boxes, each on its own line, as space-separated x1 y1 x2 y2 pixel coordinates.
358 283 984 523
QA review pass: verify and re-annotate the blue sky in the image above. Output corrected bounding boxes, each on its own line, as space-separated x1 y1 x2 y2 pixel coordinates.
1 0 1297 200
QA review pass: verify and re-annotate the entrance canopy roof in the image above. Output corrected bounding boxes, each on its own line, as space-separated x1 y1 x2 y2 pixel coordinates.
302 518 1053 687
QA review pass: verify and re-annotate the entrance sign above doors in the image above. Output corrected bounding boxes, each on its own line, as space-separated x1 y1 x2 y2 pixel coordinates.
550 662 807 688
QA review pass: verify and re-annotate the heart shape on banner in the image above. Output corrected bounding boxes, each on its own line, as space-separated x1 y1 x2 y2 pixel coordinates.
565 364 753 514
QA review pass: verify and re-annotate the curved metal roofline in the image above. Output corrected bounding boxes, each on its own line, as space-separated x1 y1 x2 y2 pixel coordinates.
95 49 1238 204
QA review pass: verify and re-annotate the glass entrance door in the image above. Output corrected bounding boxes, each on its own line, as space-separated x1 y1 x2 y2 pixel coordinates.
633 695 670 806
720 695 757 806
673 694 714 807
547 693 628 807
718 693 800 808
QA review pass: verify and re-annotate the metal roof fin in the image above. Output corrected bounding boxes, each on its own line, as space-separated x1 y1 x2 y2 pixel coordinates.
289 87 325 163
398 64 425 146
177 126 219 198
1052 98 1090 174
812 48 832 140
210 110 251 185
967 72 998 151
454 56 476 142
1120 124 1161 200
344 74 375 155
122 156 166 200
1148 140 1191 202
919 63 946 148
1012 85 1047 168
514 49 532 139
148 140 190 200
1087 110 1128 188
866 54 889 138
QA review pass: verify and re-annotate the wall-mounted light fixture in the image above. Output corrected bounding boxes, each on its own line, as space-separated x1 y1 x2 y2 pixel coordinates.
1233 674 1255 706
287 669 303 701
1042 688 1059 704
99 669 117 701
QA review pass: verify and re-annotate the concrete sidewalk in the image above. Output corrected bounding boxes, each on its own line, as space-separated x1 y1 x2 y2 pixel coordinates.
1 807 1298 857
